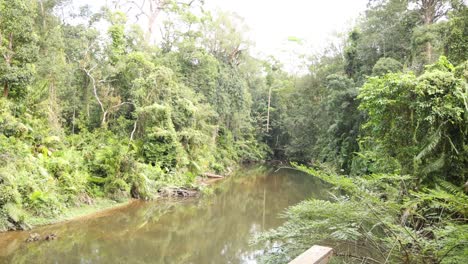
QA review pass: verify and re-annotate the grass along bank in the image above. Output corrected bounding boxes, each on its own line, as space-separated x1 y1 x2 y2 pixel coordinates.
26 198 135 228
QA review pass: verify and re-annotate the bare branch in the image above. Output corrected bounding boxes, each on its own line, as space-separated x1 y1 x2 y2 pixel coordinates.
108 101 133 111
130 118 138 140
102 102 134 126
83 66 105 114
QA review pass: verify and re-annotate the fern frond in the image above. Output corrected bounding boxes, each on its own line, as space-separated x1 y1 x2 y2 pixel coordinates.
435 179 464 195
293 163 359 194
421 155 445 175
415 127 441 162
364 173 413 182
410 187 468 217
4 203 26 223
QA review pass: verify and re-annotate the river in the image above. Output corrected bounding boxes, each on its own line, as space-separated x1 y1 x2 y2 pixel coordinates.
0 166 327 264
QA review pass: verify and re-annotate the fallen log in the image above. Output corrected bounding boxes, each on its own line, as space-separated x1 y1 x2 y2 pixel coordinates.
203 173 224 179
158 187 199 197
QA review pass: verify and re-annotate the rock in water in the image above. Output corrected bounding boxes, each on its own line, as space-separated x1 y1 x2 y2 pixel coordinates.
25 233 41 243
45 233 57 241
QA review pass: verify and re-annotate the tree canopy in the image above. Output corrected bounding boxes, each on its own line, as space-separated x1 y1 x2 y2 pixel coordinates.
0 1 467 263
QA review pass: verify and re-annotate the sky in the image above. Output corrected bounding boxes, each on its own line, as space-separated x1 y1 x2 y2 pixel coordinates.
204 0 368 58
72 0 369 71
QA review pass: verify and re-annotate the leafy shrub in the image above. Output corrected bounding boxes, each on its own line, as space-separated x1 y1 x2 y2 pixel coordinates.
372 57 403 76
0 203 28 231
256 164 468 264
235 139 270 162
43 149 89 196
143 128 183 170
0 173 22 206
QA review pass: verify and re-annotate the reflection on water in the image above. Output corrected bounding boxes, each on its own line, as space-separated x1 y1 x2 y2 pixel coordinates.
0 166 327 264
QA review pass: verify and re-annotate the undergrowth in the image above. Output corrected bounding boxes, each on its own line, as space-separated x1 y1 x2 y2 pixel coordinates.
255 164 468 264
0 97 268 231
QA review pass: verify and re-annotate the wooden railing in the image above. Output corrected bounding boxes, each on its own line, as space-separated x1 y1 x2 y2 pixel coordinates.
288 245 333 264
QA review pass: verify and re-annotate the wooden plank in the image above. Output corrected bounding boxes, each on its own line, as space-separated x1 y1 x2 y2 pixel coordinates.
288 245 333 264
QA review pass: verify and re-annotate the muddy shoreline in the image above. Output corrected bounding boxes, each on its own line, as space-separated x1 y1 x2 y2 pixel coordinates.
1 176 225 234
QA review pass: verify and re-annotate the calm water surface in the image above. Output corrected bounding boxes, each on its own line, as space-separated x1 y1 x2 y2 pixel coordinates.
0 166 327 264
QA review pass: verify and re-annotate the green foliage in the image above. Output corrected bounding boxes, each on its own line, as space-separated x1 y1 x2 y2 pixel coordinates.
257 164 468 264
0 203 28 231
0 4 466 264
0 0 275 231
43 149 89 197
0 0 39 99
445 7 468 64
251 1 468 263
253 3 468 261
372 57 403 76
143 128 182 170
357 57 467 182
344 29 362 79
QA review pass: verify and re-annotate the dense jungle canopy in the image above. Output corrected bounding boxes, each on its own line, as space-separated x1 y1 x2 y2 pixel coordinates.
0 0 467 263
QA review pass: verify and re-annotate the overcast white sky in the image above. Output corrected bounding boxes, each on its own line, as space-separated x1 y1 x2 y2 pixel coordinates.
204 0 368 58
73 0 369 71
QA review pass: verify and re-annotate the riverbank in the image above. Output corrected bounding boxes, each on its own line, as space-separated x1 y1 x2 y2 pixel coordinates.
27 198 135 228
1 175 226 234
0 174 231 260
0 166 325 263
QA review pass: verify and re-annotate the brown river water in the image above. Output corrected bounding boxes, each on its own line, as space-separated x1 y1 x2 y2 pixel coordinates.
0 166 327 264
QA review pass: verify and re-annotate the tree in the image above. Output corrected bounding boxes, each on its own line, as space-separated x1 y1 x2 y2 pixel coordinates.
444 5 468 64
364 0 418 66
0 0 39 98
343 29 362 79
201 10 250 65
372 57 404 75
358 56 467 183
319 74 361 172
410 0 462 63
115 0 201 42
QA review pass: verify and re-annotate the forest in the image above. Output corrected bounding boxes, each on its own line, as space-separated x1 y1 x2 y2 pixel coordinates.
0 0 467 263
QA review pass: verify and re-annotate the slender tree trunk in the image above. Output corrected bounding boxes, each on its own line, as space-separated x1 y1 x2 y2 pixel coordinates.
146 10 159 42
2 33 13 98
130 118 138 140
48 80 62 132
72 107 76 134
425 9 433 62
422 0 437 62
3 82 8 98
426 42 433 62
39 0 46 30
139 0 165 43
266 86 272 133
83 67 105 126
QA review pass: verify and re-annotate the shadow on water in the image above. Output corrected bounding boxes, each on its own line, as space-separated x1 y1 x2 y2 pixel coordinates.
0 166 328 264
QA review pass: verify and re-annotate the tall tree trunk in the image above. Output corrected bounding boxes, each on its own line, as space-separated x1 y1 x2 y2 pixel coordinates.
3 82 8 98
146 7 160 43
266 86 272 133
426 42 433 62
2 33 14 98
39 0 46 30
127 0 196 43
421 0 439 62
424 4 434 62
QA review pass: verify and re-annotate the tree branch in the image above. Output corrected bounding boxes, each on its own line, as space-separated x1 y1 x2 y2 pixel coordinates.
102 102 133 125
130 117 138 140
83 66 105 114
